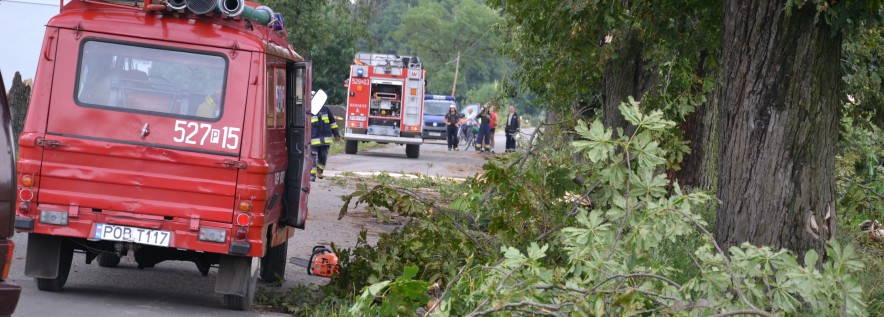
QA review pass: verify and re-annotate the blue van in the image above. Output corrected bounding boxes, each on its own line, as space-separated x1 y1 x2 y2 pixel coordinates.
422 95 456 140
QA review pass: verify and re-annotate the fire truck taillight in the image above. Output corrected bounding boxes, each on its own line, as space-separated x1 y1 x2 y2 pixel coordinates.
235 213 251 226
410 88 417 96
19 187 34 214
238 200 252 212
18 202 30 215
22 175 34 187
356 85 363 92
235 226 248 240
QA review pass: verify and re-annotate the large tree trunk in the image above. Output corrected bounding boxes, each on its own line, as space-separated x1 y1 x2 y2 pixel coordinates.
601 32 656 136
716 1 841 259
675 51 719 191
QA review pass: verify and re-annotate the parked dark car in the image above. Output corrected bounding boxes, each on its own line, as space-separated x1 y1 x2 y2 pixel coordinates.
0 69 21 316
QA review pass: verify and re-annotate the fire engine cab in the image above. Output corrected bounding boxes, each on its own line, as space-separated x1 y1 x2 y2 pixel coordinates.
14 0 313 310
343 53 425 158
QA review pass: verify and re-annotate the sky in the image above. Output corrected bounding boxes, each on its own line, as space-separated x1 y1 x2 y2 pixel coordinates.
0 0 60 88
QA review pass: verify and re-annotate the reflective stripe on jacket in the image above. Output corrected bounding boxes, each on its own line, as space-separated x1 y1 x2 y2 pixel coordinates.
311 106 340 146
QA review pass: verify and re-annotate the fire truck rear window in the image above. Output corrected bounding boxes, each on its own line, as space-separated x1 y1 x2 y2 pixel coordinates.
75 41 227 120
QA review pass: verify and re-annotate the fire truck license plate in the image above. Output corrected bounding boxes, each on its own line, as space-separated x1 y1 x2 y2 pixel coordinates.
94 224 171 247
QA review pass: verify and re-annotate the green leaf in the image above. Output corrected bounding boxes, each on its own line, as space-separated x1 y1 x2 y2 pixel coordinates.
399 265 419 281
367 280 391 296
594 297 605 317
527 242 548 260
619 97 642 126
804 249 819 268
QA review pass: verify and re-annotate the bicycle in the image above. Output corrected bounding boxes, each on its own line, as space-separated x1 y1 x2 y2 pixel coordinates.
458 121 476 151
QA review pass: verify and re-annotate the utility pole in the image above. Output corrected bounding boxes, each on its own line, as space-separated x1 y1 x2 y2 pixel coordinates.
451 51 461 96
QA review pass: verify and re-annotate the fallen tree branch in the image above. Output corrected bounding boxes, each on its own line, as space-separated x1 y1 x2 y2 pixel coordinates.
841 177 884 200
590 273 682 291
672 209 774 317
709 309 779 317
607 148 633 261
466 301 573 317
387 186 496 255
534 182 600 242
423 256 474 317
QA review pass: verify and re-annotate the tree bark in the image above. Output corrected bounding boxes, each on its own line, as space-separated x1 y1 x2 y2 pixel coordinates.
716 1 841 259
601 32 656 137
8 72 31 145
675 51 719 191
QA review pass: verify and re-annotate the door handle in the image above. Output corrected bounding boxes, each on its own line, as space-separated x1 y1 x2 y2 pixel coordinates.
140 123 150 139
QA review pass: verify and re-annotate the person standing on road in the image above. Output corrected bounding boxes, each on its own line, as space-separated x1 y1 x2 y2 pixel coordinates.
475 106 492 153
505 104 520 153
443 104 460 151
488 105 498 154
309 90 340 181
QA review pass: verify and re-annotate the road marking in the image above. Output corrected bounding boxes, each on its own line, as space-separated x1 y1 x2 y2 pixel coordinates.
322 170 466 182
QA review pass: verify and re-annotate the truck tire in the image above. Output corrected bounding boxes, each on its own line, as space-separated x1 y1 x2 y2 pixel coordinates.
223 276 256 311
405 144 420 159
35 241 73 292
97 252 121 268
345 140 358 154
260 241 287 283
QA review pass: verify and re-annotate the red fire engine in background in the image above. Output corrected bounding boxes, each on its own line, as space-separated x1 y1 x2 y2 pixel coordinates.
14 0 313 310
343 53 425 158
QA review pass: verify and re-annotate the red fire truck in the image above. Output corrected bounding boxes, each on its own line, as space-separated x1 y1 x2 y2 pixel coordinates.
14 0 312 310
343 53 425 158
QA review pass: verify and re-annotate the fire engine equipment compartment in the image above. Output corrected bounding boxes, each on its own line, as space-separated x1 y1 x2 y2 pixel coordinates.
368 82 404 137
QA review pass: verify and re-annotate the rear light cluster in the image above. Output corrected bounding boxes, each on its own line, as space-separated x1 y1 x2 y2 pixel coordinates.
234 200 252 241
197 199 253 244
18 175 35 215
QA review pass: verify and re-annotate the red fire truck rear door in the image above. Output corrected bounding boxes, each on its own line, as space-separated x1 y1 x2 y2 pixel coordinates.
38 34 248 223
281 61 311 228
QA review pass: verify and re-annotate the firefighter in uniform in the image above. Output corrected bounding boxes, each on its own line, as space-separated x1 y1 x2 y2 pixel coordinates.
310 90 340 181
474 106 492 153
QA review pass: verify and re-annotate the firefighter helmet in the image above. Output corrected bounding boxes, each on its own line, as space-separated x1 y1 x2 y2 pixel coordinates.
311 90 327 115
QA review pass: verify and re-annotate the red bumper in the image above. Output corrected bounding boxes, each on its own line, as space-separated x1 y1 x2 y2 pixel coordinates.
16 205 264 257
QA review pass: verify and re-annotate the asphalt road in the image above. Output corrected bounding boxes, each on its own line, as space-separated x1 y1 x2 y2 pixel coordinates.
6 132 513 316
327 132 508 177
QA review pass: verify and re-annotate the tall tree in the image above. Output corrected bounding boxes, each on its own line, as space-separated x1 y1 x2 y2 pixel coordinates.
600 32 655 136
263 0 364 105
394 0 504 96
8 72 30 144
715 1 848 256
362 0 419 53
492 0 721 188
